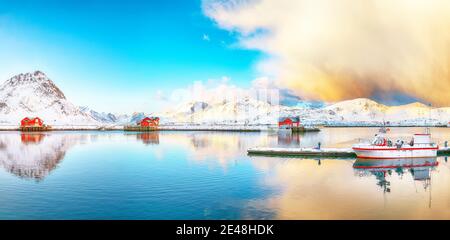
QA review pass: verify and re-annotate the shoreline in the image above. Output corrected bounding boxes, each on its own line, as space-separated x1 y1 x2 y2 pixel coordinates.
0 125 448 132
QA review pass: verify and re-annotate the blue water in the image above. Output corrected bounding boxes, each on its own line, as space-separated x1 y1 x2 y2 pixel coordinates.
0 128 449 219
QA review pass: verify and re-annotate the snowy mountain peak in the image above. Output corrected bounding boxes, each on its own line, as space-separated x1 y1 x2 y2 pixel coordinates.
1 71 66 100
325 98 387 112
400 102 430 109
0 71 98 125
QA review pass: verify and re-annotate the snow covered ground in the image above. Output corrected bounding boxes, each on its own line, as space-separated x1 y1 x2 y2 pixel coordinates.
0 71 449 129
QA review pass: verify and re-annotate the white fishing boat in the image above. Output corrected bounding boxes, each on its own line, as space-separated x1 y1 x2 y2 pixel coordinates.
352 127 438 159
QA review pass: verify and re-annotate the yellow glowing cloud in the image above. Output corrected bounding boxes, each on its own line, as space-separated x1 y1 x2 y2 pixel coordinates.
204 0 450 106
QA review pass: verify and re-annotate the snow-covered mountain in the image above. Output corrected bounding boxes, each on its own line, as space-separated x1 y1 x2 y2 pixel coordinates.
158 97 283 125
0 71 98 125
283 98 449 126
78 106 131 125
0 71 448 127
159 98 450 126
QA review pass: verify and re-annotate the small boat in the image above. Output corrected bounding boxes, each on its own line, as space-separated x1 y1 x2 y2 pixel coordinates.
352 127 438 159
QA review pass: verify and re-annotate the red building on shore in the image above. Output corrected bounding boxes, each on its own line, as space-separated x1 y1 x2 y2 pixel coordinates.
138 117 160 127
20 117 44 127
278 117 300 129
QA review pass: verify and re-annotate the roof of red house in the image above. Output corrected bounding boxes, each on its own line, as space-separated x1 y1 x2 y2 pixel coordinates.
141 117 159 121
278 117 300 122
21 117 43 124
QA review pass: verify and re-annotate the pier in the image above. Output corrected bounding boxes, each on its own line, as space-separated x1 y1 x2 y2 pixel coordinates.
19 126 52 132
247 146 450 158
292 126 321 132
124 126 158 131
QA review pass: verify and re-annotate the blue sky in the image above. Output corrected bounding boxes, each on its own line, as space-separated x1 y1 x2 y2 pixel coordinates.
0 0 261 113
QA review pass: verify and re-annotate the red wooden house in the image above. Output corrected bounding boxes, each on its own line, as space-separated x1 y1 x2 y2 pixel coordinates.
138 117 160 127
20 117 44 127
278 117 300 129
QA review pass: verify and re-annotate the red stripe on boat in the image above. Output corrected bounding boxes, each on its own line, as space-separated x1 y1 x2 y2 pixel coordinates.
356 155 437 159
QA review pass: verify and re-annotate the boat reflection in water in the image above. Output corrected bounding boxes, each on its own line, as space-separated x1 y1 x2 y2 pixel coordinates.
0 133 79 181
353 157 438 207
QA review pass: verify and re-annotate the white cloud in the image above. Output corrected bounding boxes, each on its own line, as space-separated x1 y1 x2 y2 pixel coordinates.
157 76 283 109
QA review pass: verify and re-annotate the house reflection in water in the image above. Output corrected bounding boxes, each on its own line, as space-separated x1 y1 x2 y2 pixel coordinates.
21 133 45 144
277 132 301 147
136 132 160 145
0 133 79 181
353 157 438 194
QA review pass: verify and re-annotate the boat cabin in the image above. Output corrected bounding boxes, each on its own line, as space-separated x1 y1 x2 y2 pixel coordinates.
412 133 432 146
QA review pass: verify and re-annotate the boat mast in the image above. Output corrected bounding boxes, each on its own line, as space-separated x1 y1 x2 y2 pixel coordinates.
426 103 432 134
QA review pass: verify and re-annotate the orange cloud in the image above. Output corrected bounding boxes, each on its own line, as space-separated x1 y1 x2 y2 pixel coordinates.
204 0 450 106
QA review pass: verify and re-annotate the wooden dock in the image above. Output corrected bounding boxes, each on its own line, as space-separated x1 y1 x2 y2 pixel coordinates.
124 126 158 131
291 126 321 133
19 126 52 132
247 146 450 158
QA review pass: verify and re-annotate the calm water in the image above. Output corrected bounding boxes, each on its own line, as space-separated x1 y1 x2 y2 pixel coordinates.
0 127 450 219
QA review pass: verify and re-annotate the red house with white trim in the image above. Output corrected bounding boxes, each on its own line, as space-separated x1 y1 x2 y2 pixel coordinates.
278 117 300 129
138 117 160 127
20 117 44 127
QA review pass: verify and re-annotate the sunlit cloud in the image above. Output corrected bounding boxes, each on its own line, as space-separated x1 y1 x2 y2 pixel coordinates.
203 0 450 106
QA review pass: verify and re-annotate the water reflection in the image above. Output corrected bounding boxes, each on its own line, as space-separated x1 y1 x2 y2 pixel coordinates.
0 133 80 181
182 132 264 168
353 158 438 194
0 128 448 219
248 155 450 219
136 132 160 145
21 133 45 144
277 132 301 147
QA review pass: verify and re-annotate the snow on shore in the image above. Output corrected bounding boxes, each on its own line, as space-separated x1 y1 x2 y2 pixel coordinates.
0 71 449 128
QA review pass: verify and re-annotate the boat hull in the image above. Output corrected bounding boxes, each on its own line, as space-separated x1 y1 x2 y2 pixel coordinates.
352 146 438 159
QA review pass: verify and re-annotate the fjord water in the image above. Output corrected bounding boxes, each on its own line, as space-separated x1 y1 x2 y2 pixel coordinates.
0 128 449 219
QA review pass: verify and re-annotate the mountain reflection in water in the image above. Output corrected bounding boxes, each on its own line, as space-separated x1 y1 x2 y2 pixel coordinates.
0 133 77 181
